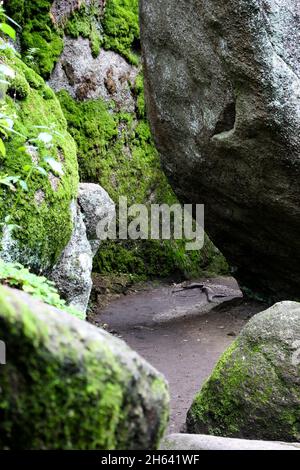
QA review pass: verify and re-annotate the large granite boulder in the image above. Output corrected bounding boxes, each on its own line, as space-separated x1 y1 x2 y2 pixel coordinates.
0 286 169 450
140 0 300 299
187 301 300 442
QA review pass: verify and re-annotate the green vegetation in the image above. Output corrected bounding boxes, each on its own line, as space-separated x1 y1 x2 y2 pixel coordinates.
0 49 78 272
187 338 300 440
6 0 63 78
5 0 140 77
101 0 140 65
65 2 103 58
0 260 84 319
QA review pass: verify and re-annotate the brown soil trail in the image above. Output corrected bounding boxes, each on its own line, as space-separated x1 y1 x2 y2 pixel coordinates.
91 277 267 433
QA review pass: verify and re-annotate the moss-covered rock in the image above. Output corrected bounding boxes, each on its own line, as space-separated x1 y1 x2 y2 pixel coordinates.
5 0 138 77
101 0 140 65
187 302 300 442
0 285 169 449
5 0 64 78
0 50 78 272
6 0 229 280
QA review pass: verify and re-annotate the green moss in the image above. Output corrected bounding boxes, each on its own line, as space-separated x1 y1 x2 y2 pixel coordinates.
0 286 124 449
0 260 84 320
7 74 30 100
23 67 45 90
101 0 140 65
0 285 169 449
7 0 140 71
6 0 64 78
188 339 300 440
0 52 78 272
65 2 103 58
57 89 228 279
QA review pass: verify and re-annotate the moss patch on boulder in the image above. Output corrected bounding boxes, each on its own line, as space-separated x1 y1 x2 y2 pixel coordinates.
187 302 300 442
5 0 139 77
5 0 64 78
101 0 140 65
0 285 169 449
0 50 78 272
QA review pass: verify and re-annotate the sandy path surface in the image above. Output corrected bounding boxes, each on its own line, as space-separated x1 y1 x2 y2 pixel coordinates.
92 277 267 433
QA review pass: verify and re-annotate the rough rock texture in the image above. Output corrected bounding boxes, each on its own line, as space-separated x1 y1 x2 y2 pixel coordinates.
140 0 300 299
187 301 300 442
160 434 300 451
50 202 93 314
0 285 169 449
5 0 229 281
51 0 105 25
51 184 115 314
49 36 138 111
0 51 78 272
78 183 115 255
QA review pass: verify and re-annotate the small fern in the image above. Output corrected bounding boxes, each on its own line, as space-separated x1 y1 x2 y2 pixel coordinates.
0 259 85 320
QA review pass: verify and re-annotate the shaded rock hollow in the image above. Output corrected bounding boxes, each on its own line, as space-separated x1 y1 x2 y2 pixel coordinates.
140 0 300 299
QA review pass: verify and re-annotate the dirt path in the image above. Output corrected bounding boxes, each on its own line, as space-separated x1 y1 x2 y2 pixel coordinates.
91 277 267 433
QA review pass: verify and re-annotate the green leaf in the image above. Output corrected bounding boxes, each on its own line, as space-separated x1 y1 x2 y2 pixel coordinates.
44 157 64 176
19 180 28 191
22 164 32 172
35 166 48 176
0 138 6 156
0 23 16 40
37 132 53 144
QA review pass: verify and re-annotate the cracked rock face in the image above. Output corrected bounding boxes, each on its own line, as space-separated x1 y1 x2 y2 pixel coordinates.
140 0 300 299
49 36 138 111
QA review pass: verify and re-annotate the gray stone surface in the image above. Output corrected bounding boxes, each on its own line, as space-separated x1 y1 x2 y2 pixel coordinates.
140 0 300 300
187 301 300 442
0 285 169 450
50 201 93 314
160 434 300 451
49 36 138 111
51 183 115 314
78 182 115 255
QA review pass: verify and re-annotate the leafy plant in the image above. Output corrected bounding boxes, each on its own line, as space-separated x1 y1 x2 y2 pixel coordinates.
0 259 85 319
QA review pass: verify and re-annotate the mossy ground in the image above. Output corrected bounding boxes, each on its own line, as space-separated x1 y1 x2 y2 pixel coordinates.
0 50 78 272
